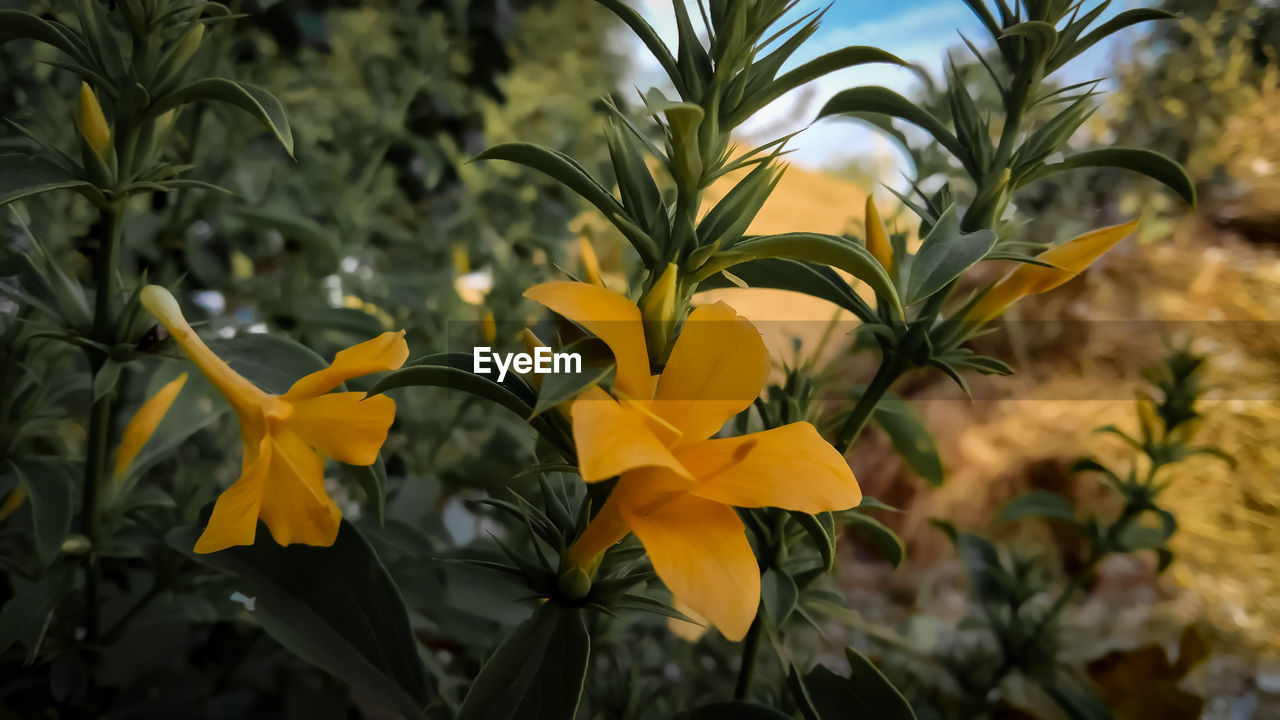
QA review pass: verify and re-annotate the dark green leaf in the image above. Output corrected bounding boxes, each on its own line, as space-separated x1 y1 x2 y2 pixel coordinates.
0 562 73 655
872 394 944 486
205 334 328 394
532 338 614 417
694 258 876 323
818 88 968 172
456 603 590 720
801 647 917 720
678 702 791 720
592 0 684 97
369 353 536 420
761 567 798 629
790 510 837 572
0 154 93 208
733 47 909 125
347 456 387 526
1052 9 1177 72
10 459 73 565
148 79 294 156
844 512 905 568
997 490 1077 524
710 232 902 319
1023 148 1195 206
167 521 431 718
906 206 997 305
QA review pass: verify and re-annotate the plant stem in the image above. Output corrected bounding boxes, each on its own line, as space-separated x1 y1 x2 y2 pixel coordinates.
733 611 764 701
81 203 124 642
832 353 903 455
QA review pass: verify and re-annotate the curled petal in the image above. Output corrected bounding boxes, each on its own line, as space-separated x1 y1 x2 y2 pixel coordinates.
285 331 409 400
570 387 690 483
114 373 187 479
679 423 861 513
524 282 652 400
621 481 759 641
289 392 396 466
257 430 341 547
194 435 271 554
651 301 770 445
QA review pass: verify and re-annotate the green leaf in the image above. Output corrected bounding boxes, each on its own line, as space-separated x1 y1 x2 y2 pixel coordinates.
818 88 969 172
167 521 431 719
347 456 387 526
531 338 614 418
932 519 1002 604
456 603 590 720
998 490 1077 524
0 11 89 65
1052 9 1177 72
1022 148 1195 206
592 0 683 97
790 510 837 572
678 702 792 720
0 562 73 655
10 459 73 566
872 393 944 486
844 511 905 568
761 567 798 629
368 353 536 421
475 142 656 262
905 206 997 305
732 47 909 125
709 233 902 319
148 79 294 156
0 154 93 208
1001 20 1059 60
801 647 917 720
694 258 876 323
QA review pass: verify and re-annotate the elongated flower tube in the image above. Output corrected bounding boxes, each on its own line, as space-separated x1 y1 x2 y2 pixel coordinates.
140 285 407 553
967 219 1140 324
78 82 111 161
526 282 862 640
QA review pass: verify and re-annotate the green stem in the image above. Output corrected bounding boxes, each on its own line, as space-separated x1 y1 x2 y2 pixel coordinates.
832 353 904 455
733 611 764 701
81 203 124 642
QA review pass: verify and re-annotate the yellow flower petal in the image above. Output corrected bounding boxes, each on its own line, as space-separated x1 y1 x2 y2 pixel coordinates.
968 219 1139 323
679 422 862 513
865 195 894 272
0 486 27 524
651 301 770 445
284 331 409 400
524 282 652 400
194 435 271 554
113 373 187 479
289 392 396 466
621 479 759 641
578 235 604 286
257 430 341 547
569 387 691 483
141 285 266 422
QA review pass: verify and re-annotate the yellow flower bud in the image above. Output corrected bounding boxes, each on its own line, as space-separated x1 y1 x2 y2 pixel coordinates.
481 310 497 346
578 234 604 287
640 262 679 361
169 23 205 72
864 195 894 273
0 486 26 524
78 82 111 160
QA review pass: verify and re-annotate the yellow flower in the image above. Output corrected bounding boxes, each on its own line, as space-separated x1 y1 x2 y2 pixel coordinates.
967 219 1140 324
0 486 26 524
578 234 604 287
140 285 408 553
114 373 188 481
864 195 894 273
525 282 862 641
78 82 111 160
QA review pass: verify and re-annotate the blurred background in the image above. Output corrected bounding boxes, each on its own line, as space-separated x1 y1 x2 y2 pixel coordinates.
1 0 1277 717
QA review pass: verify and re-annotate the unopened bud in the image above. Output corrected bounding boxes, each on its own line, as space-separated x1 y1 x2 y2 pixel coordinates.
640 263 679 361
78 82 111 160
557 566 592 601
61 534 92 555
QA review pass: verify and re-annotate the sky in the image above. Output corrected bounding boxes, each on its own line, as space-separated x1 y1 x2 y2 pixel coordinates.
628 0 1161 172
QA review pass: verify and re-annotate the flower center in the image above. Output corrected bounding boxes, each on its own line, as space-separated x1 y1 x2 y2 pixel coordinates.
262 395 295 434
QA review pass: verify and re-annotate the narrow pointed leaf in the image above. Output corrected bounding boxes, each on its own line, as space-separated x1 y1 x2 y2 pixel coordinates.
1023 147 1195 206
148 79 294 156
